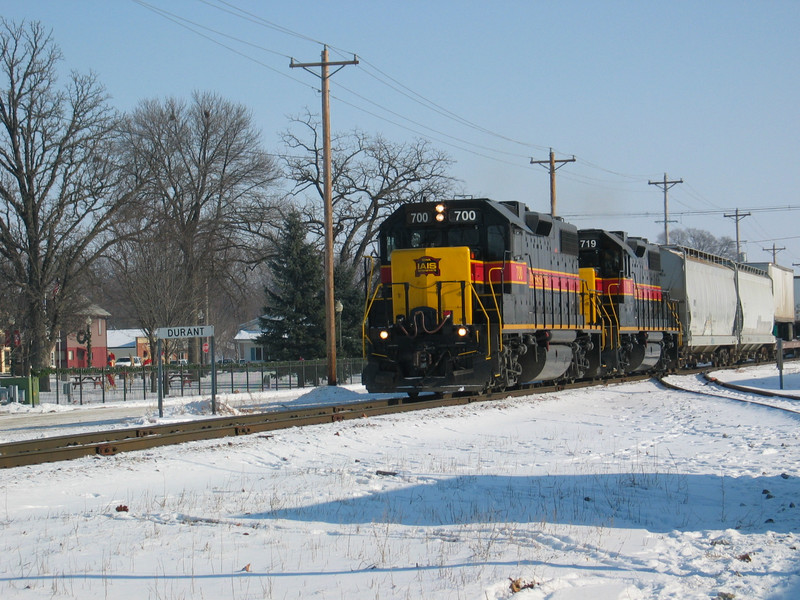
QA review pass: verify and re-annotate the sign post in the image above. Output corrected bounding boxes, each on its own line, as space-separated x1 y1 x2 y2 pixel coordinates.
155 325 216 417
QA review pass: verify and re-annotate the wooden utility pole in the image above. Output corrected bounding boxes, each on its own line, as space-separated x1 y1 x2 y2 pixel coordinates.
291 46 358 386
530 148 575 217
762 243 785 263
724 208 751 261
648 173 683 244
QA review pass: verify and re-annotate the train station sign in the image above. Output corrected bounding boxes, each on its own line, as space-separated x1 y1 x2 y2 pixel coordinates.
156 325 215 339
154 324 217 419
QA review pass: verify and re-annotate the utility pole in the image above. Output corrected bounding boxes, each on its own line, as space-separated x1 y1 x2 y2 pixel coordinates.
648 173 683 244
530 148 575 217
762 243 785 263
291 46 358 386
724 208 751 262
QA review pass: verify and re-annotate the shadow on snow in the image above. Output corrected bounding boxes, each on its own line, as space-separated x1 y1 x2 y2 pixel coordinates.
243 472 800 534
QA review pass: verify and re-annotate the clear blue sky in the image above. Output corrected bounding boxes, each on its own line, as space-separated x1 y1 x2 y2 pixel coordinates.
4 0 800 269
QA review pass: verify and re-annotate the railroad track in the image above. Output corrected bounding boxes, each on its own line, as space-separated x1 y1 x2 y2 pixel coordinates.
658 372 800 417
0 374 651 469
4 361 794 469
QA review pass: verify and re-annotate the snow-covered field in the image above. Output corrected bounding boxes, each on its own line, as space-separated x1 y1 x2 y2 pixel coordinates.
1 364 799 599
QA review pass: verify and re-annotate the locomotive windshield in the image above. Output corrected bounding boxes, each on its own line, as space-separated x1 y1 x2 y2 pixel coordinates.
579 231 624 276
383 224 507 261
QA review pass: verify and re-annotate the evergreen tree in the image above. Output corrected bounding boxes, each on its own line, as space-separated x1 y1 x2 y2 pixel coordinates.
258 210 325 360
334 262 366 358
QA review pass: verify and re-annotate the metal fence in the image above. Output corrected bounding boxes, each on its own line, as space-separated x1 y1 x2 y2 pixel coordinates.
35 357 367 406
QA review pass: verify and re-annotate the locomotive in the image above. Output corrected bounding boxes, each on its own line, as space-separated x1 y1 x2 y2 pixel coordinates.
361 198 694 395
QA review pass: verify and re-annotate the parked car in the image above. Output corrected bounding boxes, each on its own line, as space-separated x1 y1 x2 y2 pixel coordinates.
115 356 142 368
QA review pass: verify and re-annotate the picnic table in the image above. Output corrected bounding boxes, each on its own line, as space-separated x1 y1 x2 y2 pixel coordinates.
168 372 194 386
70 374 104 389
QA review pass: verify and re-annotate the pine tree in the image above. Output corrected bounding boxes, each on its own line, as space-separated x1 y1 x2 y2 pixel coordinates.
258 210 325 360
334 262 365 358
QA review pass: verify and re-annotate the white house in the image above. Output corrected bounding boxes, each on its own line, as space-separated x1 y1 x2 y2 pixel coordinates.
234 318 264 362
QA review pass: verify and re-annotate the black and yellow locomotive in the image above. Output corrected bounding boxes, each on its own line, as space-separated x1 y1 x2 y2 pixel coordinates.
362 198 680 395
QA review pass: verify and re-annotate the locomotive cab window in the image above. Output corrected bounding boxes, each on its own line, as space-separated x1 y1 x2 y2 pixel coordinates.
409 229 443 248
486 225 507 261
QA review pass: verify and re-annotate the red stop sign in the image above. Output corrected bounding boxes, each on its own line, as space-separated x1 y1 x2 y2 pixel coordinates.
202 342 209 353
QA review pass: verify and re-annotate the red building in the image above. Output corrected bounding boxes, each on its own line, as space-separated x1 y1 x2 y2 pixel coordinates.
56 304 111 369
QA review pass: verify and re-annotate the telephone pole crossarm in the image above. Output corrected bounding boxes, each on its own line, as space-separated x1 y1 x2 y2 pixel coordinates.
290 56 359 75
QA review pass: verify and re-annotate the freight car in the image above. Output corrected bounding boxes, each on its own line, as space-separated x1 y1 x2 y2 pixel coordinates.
362 198 681 395
796 275 800 335
745 262 794 341
660 248 775 366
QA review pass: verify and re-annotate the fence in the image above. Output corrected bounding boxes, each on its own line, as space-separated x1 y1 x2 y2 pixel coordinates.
31 357 367 406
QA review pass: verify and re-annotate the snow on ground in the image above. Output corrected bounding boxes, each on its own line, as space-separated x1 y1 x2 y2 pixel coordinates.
0 363 799 599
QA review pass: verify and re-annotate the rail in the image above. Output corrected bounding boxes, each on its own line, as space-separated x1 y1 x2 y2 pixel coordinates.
6 360 795 470
0 372 654 469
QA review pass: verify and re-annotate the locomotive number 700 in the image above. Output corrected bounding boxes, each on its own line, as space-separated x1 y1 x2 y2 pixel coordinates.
408 212 430 224
450 209 478 222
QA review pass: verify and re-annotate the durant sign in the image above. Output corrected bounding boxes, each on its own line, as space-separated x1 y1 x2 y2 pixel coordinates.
156 325 215 339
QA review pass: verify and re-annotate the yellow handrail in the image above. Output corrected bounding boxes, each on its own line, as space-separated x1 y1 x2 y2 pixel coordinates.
468 282 493 359
362 282 385 358
606 282 622 349
487 267 504 352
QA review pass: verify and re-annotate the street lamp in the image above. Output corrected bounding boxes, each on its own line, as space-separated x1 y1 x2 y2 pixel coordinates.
334 300 343 353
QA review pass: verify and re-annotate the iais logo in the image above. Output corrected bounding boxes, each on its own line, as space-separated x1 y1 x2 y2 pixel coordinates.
414 255 441 277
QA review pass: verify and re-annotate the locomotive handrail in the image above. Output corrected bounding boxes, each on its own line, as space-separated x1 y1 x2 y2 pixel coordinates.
605 282 622 349
580 280 607 349
666 296 683 346
488 266 505 352
362 282 386 357
468 282 494 360
434 279 468 324
362 255 380 358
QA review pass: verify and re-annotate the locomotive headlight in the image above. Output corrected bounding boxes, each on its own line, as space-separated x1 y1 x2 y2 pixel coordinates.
378 329 390 340
456 326 469 337
434 203 446 222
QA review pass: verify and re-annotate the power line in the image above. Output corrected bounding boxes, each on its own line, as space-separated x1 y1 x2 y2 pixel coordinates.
135 1 658 188
561 205 800 219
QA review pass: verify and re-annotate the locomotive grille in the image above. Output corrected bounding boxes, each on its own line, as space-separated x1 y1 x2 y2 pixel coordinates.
648 250 661 272
560 230 579 256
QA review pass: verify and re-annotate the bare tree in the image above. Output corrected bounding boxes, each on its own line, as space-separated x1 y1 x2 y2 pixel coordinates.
116 92 282 361
0 19 136 378
659 228 737 259
281 111 457 270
